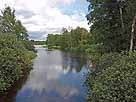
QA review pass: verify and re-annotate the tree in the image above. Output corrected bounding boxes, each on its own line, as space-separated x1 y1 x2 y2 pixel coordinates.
87 0 136 52
0 33 36 92
86 1 136 101
1 6 16 33
14 20 28 40
0 6 28 40
46 27 90 52
130 15 136 51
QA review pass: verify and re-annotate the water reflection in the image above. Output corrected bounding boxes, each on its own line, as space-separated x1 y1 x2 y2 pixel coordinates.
1 47 88 102
62 52 88 73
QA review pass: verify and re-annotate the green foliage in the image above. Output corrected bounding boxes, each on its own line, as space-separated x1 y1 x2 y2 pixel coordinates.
87 0 136 52
31 40 46 45
47 34 62 49
46 27 90 53
0 6 28 40
22 40 36 52
0 34 36 92
0 6 36 92
85 1 136 102
86 52 136 102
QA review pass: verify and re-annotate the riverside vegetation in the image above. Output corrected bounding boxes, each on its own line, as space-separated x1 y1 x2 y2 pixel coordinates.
86 0 136 101
46 0 136 101
46 27 91 53
0 0 136 101
0 7 36 92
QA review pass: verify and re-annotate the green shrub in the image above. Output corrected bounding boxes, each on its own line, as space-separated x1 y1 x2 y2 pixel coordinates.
86 52 136 102
21 40 36 52
0 34 36 92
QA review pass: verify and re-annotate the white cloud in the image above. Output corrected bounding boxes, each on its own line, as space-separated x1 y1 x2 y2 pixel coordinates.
0 0 89 40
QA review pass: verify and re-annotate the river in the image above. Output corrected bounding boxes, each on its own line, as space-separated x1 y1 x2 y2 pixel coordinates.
1 46 89 102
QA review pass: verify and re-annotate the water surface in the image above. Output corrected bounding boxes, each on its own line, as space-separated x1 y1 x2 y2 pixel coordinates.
1 47 89 102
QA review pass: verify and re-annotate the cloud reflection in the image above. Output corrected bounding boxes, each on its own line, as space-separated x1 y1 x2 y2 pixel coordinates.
16 48 87 102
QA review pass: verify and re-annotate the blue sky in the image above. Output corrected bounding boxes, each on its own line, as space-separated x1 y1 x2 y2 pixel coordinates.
1 0 90 40
59 0 89 15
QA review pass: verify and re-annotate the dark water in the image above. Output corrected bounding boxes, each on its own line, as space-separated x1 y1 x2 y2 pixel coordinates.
1 47 89 102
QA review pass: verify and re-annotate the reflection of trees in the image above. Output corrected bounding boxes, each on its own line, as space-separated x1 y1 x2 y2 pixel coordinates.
61 52 88 73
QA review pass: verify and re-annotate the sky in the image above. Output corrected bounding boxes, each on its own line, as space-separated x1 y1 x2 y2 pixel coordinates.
0 0 90 40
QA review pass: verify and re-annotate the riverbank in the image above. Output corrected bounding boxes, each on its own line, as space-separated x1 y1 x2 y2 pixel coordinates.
0 34 36 93
0 7 37 93
0 67 32 102
85 52 136 101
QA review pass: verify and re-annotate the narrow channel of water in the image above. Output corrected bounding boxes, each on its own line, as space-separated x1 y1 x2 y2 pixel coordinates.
1 47 89 102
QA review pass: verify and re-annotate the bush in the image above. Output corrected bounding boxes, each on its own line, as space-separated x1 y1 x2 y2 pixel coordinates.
21 40 36 52
0 34 36 92
86 52 136 102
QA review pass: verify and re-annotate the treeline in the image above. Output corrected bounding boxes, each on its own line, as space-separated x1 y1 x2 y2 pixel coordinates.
85 0 136 102
31 40 46 45
47 27 91 53
0 7 36 92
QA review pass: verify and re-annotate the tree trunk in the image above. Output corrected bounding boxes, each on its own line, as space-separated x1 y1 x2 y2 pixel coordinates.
119 8 125 32
130 15 136 51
